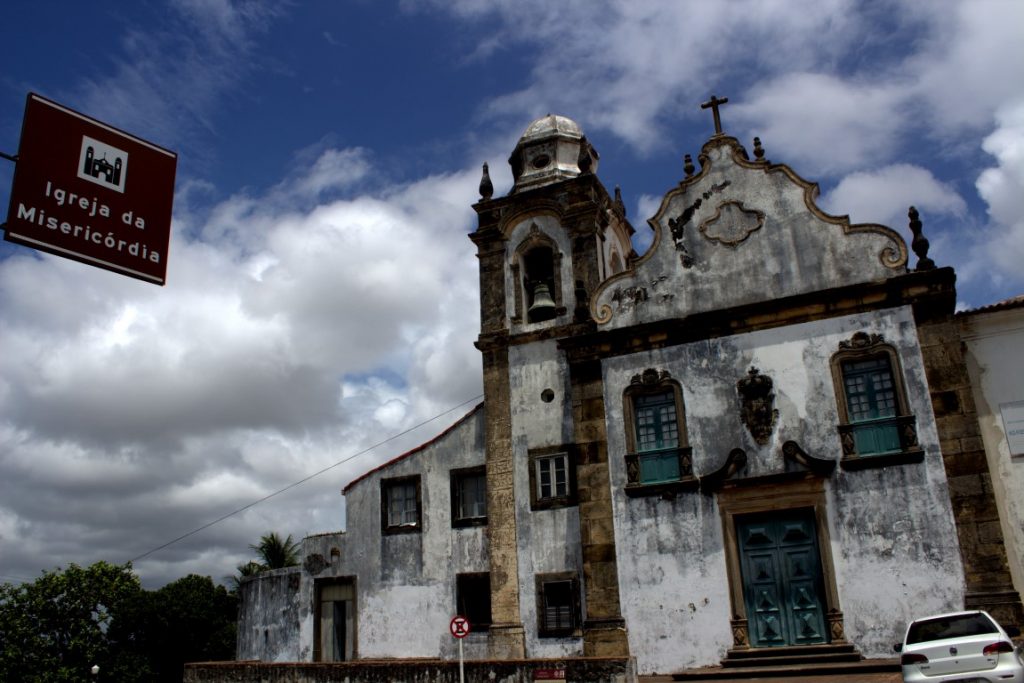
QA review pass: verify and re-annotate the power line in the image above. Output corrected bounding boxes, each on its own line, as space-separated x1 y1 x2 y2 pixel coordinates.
128 394 484 564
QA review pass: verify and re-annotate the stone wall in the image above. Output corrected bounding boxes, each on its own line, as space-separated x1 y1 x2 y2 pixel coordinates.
186 657 636 683
236 567 303 662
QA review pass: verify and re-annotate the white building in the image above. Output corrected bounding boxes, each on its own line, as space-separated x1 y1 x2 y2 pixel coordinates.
236 111 1023 677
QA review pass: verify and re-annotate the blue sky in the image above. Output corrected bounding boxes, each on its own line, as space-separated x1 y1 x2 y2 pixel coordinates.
1 0 1022 587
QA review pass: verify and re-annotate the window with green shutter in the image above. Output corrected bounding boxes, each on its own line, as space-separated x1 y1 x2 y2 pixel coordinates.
830 332 923 470
622 369 696 495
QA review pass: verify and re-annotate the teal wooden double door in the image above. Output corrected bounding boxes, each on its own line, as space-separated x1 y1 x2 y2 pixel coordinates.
736 509 828 647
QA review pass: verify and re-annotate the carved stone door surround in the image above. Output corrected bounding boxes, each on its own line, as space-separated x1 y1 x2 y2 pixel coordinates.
717 477 847 650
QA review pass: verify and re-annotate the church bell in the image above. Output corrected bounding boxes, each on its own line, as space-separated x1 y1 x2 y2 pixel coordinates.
528 282 557 321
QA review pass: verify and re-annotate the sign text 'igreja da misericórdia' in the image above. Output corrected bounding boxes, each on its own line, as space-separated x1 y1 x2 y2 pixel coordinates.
15 180 161 264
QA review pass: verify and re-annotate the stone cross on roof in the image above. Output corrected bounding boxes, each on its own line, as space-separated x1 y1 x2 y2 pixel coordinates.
701 95 729 135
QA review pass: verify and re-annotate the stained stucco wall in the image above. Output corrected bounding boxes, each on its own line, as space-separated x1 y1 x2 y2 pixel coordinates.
315 407 488 660
961 306 1024 600
593 139 906 330
601 307 964 674
236 567 303 662
238 407 488 662
508 339 585 657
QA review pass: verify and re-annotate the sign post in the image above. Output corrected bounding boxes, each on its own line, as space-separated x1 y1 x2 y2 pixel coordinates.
450 615 470 683
3 93 177 285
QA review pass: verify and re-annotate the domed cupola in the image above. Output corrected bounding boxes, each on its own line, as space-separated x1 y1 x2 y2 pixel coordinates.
508 114 599 193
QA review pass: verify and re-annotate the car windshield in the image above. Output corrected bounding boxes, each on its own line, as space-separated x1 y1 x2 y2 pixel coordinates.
907 613 998 644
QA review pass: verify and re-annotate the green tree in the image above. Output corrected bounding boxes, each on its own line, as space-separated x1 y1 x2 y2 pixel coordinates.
0 561 142 683
110 574 237 683
0 563 237 683
251 531 300 570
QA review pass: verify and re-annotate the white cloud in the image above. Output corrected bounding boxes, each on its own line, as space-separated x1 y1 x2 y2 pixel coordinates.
732 74 907 176
821 164 967 231
907 1 1024 137
0 148 484 586
963 100 1024 291
439 0 863 153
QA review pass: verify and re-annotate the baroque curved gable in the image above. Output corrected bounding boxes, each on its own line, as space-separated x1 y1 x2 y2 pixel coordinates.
592 136 908 327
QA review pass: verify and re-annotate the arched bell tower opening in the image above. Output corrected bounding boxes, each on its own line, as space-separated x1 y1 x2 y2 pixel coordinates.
523 245 557 323
508 222 567 328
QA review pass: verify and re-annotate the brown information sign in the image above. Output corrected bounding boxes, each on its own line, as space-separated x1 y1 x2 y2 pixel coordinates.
4 93 177 285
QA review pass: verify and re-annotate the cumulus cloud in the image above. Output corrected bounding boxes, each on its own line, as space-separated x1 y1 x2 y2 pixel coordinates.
962 100 1024 292
821 164 967 231
429 0 863 153
732 74 907 176
0 149 483 586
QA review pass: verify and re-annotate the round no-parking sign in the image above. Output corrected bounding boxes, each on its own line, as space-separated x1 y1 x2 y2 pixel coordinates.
450 615 471 638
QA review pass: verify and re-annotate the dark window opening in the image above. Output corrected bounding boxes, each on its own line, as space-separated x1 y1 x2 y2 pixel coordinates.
536 573 581 638
451 467 487 528
381 476 421 534
456 573 491 632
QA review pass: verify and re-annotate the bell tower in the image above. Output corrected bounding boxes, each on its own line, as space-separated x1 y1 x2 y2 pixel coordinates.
470 115 634 658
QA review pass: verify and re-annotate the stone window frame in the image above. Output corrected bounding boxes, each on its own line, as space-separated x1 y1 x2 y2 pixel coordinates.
510 225 565 325
622 368 697 497
535 571 583 639
455 572 492 632
718 478 847 651
528 445 578 511
829 332 924 470
450 466 487 529
313 576 357 662
380 475 422 535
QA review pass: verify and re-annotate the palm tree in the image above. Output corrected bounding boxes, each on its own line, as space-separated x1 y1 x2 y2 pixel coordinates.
250 532 300 570
226 560 265 592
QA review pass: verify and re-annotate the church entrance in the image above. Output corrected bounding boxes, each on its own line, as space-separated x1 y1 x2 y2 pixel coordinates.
736 508 828 647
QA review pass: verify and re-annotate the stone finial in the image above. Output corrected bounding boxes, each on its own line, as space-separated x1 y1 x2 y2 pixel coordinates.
683 154 695 178
614 186 626 216
908 206 935 271
753 137 765 161
478 162 493 200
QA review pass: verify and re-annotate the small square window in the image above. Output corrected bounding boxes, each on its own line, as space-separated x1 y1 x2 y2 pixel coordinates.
456 572 491 632
451 467 487 528
528 447 577 511
536 454 569 499
381 476 421 534
535 572 581 638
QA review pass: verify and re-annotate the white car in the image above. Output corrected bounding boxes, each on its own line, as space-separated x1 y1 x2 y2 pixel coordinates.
897 610 1023 683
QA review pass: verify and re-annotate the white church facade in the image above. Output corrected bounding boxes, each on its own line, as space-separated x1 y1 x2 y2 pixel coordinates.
232 107 1023 678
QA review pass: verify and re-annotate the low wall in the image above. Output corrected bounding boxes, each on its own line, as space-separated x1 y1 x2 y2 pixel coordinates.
185 657 636 683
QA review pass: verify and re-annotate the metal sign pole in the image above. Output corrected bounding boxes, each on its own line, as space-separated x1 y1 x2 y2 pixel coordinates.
459 637 465 683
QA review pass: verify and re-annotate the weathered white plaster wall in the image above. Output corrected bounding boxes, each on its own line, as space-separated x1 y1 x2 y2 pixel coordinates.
236 567 303 662
239 407 489 662
961 306 1024 600
508 339 585 658
602 307 964 674
593 139 906 330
